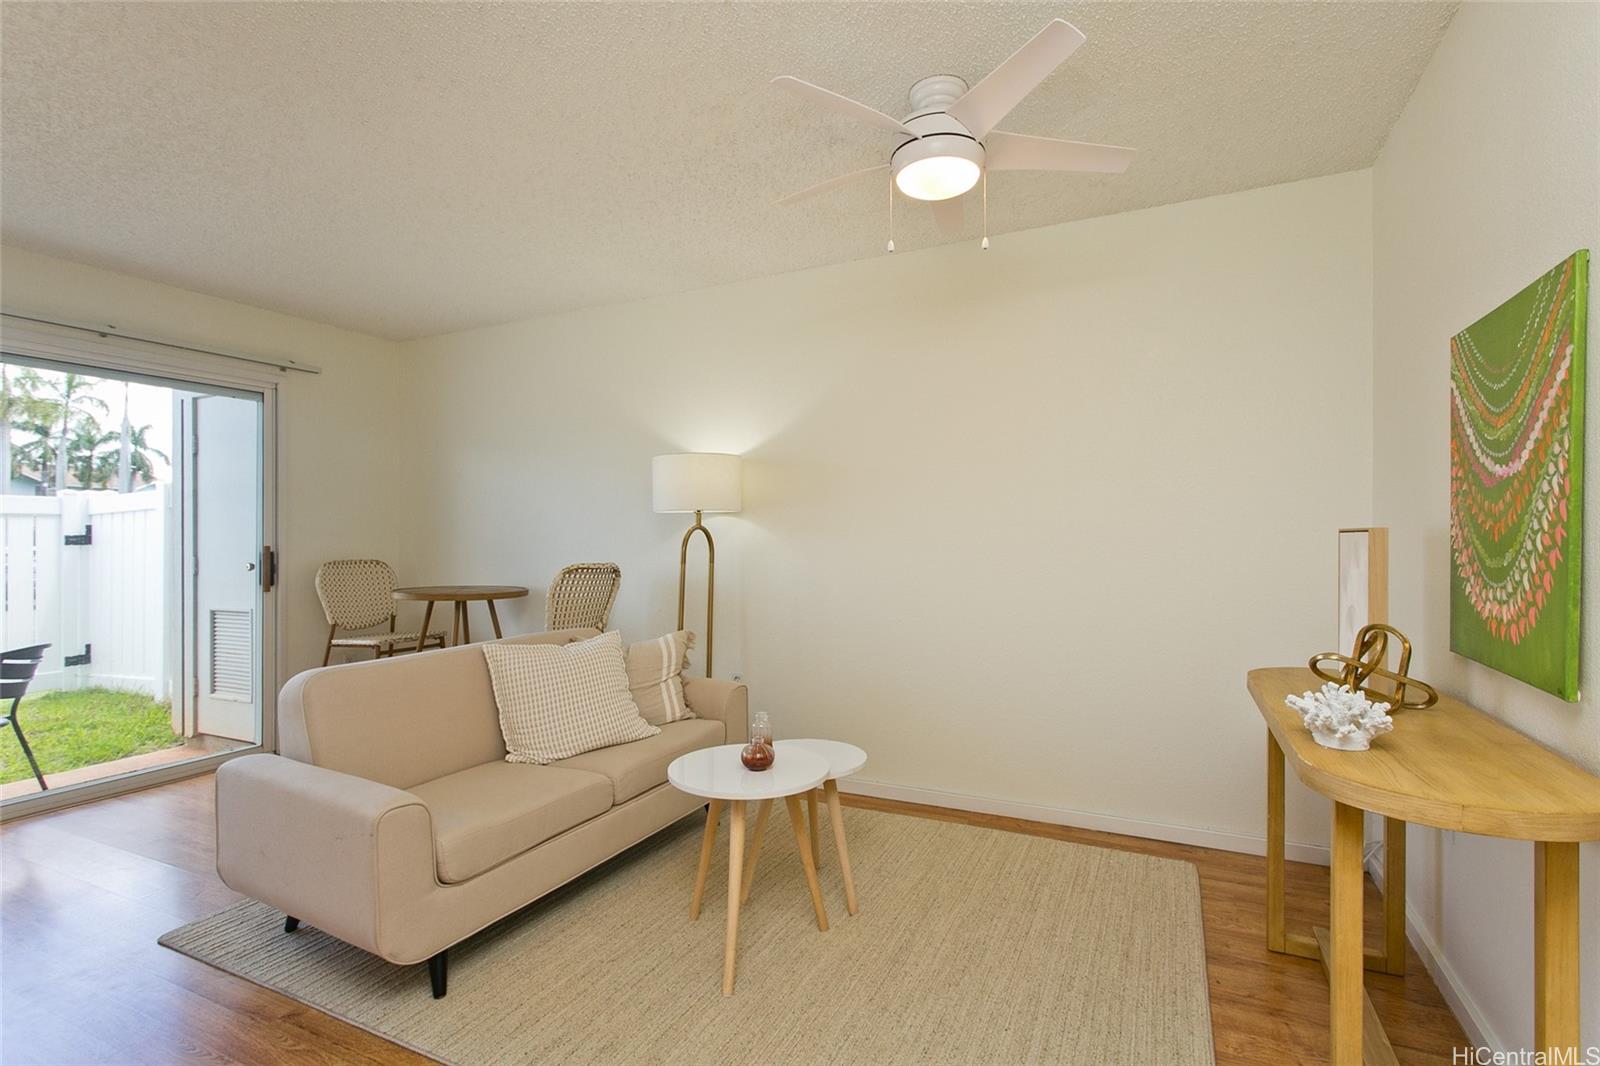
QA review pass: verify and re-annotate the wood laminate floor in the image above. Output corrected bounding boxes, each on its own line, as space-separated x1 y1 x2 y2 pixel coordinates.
0 775 1469 1064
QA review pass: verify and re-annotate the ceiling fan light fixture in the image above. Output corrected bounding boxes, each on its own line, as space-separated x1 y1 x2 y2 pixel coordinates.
894 155 981 201
890 132 985 202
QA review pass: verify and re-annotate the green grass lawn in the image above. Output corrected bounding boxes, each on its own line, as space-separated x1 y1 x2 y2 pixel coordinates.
0 687 182 785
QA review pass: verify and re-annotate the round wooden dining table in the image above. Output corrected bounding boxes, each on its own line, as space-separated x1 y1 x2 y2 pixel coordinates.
392 585 529 651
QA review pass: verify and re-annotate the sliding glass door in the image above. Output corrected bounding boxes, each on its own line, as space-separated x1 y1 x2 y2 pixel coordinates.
0 353 274 815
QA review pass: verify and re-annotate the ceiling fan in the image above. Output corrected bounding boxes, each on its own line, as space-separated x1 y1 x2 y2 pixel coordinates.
773 19 1135 249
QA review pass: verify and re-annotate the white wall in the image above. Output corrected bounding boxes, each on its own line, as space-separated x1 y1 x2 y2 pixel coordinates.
1372 1 1599 1051
0 244 412 690
402 170 1375 857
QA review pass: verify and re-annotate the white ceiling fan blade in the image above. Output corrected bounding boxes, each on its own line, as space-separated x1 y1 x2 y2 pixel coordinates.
931 197 965 236
946 20 1087 140
771 76 915 136
774 163 889 206
985 131 1136 173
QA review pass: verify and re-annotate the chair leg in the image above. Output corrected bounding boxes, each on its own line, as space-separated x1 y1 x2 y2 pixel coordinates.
9 718 47 790
323 625 337 668
284 915 300 933
428 950 448 999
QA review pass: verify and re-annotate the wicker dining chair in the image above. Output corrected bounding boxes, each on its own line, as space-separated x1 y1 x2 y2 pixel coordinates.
315 559 447 666
2 644 51 790
545 563 622 631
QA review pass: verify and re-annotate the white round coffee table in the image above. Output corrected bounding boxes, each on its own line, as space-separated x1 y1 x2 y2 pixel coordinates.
770 739 866 916
667 743 831 996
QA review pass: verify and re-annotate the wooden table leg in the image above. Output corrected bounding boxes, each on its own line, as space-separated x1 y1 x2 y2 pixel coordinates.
740 799 773 903
807 789 822 871
1382 816 1407 975
784 794 829 932
1311 925 1400 1066
722 802 745 996
414 601 435 653
1329 801 1365 1066
1533 840 1580 1059
487 599 503 639
690 799 723 920
1266 730 1287 954
823 779 858 915
449 602 462 646
460 601 471 644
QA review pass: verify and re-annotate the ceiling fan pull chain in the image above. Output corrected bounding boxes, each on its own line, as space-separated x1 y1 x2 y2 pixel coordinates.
886 171 896 253
981 170 990 251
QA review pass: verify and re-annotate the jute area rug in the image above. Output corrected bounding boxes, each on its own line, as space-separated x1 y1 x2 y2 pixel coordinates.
161 806 1214 1065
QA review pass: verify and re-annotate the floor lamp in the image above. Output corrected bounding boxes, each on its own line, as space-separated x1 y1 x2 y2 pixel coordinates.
652 453 741 678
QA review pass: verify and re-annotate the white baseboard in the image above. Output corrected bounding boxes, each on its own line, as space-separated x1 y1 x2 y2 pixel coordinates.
837 776 1331 866
1366 853 1503 1052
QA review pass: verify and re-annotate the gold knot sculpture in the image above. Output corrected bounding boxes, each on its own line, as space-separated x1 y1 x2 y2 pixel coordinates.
1308 623 1439 711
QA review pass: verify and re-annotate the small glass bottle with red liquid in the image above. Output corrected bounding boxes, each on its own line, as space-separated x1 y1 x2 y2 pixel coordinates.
741 711 775 771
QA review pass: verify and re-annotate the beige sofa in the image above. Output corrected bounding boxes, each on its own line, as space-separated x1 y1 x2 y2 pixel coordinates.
215 628 747 997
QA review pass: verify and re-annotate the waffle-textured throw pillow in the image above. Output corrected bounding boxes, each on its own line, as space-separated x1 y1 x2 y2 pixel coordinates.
626 630 696 725
484 631 659 764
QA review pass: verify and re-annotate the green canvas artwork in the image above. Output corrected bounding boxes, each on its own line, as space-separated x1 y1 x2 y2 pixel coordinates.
1450 250 1588 700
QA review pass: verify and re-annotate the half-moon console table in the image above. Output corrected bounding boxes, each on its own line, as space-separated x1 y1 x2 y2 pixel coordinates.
1248 666 1600 1066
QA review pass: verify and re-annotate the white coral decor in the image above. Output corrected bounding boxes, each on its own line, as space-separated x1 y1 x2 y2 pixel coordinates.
1284 683 1394 751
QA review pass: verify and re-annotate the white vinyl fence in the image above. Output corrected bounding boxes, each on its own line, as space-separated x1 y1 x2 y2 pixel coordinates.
0 488 170 699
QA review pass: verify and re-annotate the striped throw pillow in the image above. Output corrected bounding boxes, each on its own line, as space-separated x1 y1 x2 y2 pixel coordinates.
626 630 696 725
484 631 659 765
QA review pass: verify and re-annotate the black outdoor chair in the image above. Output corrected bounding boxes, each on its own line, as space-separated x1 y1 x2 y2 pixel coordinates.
2 644 51 790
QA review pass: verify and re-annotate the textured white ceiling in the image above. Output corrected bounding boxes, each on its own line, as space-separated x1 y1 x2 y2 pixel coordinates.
0 2 1455 340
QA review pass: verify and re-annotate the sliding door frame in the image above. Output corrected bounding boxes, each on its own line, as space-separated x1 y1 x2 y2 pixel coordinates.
0 317 280 820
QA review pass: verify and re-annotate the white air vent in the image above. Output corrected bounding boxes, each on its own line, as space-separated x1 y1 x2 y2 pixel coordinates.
209 609 253 700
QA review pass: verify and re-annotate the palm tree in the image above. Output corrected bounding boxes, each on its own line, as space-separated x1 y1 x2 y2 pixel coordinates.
0 365 52 492
10 412 62 486
2 370 167 493
67 418 118 490
28 371 108 492
90 423 168 489
117 381 133 492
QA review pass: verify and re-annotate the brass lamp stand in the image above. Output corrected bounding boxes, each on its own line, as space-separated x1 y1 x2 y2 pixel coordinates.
652 452 741 680
676 509 715 677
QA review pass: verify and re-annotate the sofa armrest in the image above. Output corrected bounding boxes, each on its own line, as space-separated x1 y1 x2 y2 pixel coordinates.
685 677 748 744
215 753 436 960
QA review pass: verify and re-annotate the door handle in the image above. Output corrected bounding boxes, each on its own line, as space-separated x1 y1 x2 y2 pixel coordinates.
245 562 257 571
260 546 277 593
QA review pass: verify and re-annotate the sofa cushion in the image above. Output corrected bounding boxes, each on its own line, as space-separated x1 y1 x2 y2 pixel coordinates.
410 761 613 883
484 631 659 765
555 719 725 805
626 631 696 725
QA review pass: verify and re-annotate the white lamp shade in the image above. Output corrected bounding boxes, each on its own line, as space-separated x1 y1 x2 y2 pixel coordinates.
652 453 742 514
